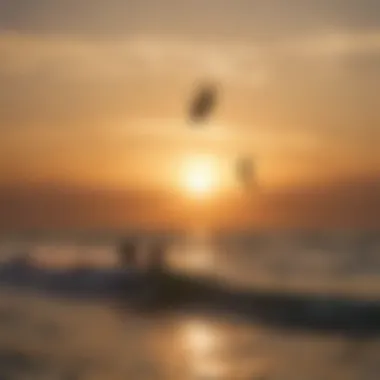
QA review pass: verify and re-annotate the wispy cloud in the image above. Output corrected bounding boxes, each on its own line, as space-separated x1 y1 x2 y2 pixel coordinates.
1 30 380 80
1 0 380 38
1 30 379 162
0 33 267 86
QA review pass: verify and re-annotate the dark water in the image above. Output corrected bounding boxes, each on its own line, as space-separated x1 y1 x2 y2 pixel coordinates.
0 230 379 379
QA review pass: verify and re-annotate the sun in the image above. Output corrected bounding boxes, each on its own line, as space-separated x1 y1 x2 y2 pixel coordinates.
181 157 219 198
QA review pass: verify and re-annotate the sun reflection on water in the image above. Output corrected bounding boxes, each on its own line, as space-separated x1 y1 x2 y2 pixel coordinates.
181 319 220 354
149 315 272 380
180 318 227 379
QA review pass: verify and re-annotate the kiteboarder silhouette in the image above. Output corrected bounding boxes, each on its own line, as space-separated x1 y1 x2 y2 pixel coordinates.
236 156 255 190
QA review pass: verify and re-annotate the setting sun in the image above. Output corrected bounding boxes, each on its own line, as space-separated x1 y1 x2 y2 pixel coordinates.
181 157 220 198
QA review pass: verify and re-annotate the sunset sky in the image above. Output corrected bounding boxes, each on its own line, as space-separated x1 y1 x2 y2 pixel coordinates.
0 0 379 230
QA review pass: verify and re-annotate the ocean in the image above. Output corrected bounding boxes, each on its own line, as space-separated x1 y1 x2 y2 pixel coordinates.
0 229 379 380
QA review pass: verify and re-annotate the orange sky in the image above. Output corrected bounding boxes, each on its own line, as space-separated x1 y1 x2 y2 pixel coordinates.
0 0 379 230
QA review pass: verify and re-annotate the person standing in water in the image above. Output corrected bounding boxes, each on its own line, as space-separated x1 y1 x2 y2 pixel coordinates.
118 239 167 273
146 241 166 276
118 240 138 269
144 240 171 304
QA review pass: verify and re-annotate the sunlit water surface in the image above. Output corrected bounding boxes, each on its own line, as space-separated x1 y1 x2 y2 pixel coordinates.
0 230 379 379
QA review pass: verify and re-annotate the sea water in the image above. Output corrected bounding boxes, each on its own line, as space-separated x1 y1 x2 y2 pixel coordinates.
0 229 379 380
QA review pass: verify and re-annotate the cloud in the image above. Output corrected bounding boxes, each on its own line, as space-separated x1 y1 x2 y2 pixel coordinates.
1 29 380 78
0 30 379 187
1 0 380 38
0 29 379 105
1 29 379 152
0 33 268 86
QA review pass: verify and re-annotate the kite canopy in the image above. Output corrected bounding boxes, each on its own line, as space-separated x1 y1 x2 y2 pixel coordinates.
188 84 218 125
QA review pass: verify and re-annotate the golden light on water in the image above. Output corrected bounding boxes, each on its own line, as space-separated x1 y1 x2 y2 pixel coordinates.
150 316 271 379
180 319 226 378
182 320 218 353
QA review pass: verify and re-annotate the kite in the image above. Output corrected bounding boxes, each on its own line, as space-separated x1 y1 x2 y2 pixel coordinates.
188 83 218 125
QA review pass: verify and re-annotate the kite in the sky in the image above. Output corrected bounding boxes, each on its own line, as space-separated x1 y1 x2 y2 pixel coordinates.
188 83 218 125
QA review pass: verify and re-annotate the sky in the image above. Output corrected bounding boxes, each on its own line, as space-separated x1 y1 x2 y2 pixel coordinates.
0 0 379 230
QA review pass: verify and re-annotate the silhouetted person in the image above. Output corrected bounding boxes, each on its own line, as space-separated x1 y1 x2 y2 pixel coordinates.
236 156 254 189
8 251 33 284
118 240 137 269
146 242 166 276
144 241 174 304
12 251 32 269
